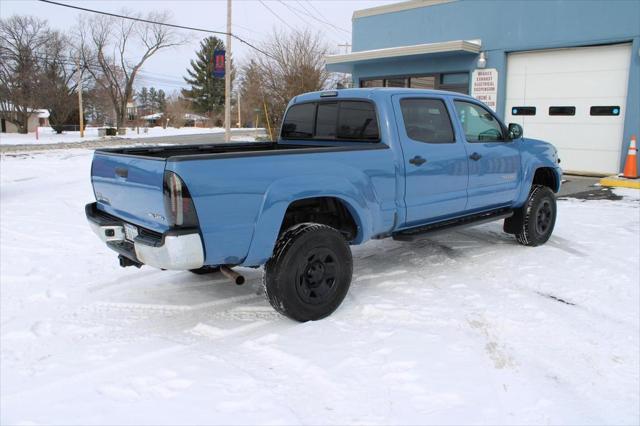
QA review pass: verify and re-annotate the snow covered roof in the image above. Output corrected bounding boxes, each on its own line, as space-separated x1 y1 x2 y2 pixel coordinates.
141 113 208 121
184 113 207 121
141 113 163 120
0 103 50 118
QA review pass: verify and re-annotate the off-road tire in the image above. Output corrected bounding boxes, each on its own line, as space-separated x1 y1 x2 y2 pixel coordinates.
263 223 353 322
514 185 557 246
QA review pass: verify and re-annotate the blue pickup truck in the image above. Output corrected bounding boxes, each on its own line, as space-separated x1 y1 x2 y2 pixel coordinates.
86 88 561 321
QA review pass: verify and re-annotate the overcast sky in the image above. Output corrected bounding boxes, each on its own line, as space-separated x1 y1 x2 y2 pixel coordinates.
1 0 398 93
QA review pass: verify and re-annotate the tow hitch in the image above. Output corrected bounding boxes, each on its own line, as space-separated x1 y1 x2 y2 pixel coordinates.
118 255 142 268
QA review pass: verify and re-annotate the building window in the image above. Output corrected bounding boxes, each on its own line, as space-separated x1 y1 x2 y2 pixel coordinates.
409 76 436 89
511 107 536 116
361 72 469 94
361 79 384 88
400 98 455 144
386 78 408 88
549 106 576 116
439 73 469 94
590 106 620 116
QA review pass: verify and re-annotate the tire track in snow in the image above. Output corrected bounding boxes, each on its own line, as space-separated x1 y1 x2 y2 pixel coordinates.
1 344 187 404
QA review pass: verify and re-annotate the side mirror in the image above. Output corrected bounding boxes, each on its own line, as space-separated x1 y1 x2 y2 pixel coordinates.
508 123 523 140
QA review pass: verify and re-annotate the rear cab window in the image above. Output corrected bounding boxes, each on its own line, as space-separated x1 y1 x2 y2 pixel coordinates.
281 100 379 142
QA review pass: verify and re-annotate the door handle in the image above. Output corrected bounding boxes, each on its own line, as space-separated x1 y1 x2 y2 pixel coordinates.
469 152 482 161
409 155 427 166
115 167 128 178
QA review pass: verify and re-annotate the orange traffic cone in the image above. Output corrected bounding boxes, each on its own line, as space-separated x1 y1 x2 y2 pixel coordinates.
622 135 638 179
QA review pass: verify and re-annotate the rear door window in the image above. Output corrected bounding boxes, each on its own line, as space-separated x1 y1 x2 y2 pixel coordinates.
281 103 316 138
400 98 455 143
337 101 379 140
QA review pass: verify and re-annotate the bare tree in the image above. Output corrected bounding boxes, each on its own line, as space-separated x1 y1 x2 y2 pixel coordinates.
239 59 265 127
164 92 191 128
77 11 183 130
249 29 330 132
0 16 49 133
40 30 79 133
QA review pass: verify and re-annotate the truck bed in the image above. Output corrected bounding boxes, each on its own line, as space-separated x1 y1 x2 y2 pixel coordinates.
97 141 385 161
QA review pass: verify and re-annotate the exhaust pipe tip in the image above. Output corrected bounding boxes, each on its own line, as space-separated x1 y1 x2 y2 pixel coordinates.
220 265 245 285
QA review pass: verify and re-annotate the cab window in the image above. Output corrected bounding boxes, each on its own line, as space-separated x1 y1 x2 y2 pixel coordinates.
281 103 315 139
400 98 455 144
281 100 379 141
337 101 379 140
454 100 504 142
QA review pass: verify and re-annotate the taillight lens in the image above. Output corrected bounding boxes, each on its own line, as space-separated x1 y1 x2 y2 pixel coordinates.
163 171 198 228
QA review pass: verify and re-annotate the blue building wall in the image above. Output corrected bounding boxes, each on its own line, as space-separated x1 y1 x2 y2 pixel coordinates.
344 0 640 172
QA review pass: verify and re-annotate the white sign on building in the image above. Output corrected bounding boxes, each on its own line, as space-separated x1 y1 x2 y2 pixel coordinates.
471 68 498 111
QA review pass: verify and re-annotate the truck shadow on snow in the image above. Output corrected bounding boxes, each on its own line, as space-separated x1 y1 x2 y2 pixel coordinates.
82 221 579 334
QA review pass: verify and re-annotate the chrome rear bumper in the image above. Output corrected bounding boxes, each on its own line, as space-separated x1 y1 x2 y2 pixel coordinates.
86 203 204 270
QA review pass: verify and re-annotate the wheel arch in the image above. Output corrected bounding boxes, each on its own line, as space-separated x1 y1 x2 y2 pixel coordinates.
241 176 373 266
532 167 560 193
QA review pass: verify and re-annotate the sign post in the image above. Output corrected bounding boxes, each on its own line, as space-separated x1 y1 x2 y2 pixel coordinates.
471 68 498 111
224 0 232 142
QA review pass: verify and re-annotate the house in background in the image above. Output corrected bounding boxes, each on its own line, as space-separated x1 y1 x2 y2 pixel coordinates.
1 109 50 133
326 0 639 175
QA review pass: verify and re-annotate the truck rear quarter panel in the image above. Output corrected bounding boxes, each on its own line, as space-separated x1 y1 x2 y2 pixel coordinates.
167 147 397 267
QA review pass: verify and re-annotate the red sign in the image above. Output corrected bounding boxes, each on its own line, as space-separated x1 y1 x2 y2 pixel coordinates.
212 50 225 78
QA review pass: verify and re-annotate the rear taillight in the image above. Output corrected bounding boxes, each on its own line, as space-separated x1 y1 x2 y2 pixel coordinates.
163 171 198 228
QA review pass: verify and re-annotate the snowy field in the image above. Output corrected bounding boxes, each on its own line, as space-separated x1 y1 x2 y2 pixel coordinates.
0 127 264 146
1 149 639 425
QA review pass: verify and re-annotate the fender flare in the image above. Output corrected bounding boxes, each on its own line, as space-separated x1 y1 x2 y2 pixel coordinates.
241 175 374 266
515 163 562 207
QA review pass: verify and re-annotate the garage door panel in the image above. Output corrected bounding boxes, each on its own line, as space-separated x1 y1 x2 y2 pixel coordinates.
507 44 632 74
523 123 625 151
555 149 620 174
505 43 631 174
519 71 629 98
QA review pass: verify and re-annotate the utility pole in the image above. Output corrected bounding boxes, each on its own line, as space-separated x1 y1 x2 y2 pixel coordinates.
76 57 84 137
337 43 352 89
237 90 241 128
338 43 352 55
224 0 232 142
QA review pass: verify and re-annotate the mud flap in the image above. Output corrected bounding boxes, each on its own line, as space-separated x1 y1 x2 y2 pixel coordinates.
503 207 524 234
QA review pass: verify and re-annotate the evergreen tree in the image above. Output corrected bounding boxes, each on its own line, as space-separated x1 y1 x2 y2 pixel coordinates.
157 89 167 112
182 36 228 114
136 87 149 113
149 87 158 112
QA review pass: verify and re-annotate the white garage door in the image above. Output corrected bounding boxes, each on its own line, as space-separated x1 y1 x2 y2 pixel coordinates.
505 43 631 175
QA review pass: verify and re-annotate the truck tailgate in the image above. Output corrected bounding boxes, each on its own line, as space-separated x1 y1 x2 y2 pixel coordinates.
91 152 168 233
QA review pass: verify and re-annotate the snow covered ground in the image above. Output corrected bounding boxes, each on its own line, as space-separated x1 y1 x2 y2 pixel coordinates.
1 150 639 425
0 127 264 146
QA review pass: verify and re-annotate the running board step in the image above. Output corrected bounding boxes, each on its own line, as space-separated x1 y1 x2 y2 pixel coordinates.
392 208 514 242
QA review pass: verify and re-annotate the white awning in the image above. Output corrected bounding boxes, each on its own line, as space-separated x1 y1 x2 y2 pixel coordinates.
325 39 481 73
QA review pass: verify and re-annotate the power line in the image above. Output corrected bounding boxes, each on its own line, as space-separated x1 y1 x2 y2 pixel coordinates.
290 0 351 35
258 0 296 32
38 0 275 60
275 0 341 45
